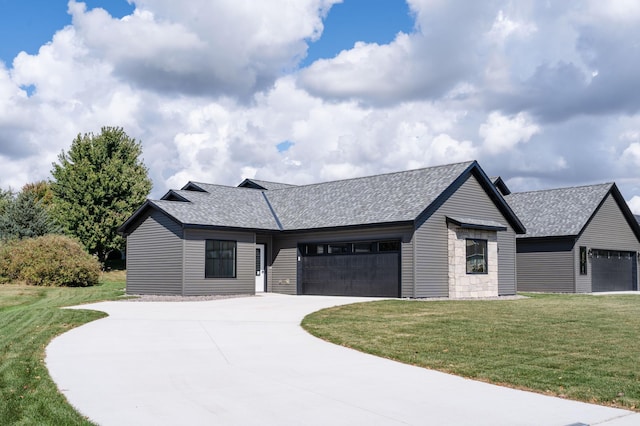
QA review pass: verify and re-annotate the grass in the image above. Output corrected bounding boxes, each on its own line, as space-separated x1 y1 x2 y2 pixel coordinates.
302 293 640 411
0 270 127 425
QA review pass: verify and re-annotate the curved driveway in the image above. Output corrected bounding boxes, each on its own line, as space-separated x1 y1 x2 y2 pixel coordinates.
47 293 638 426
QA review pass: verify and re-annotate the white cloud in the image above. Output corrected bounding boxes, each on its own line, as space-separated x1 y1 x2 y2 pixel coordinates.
66 0 340 97
1 0 640 206
479 112 539 154
627 196 640 214
486 10 537 45
622 142 640 167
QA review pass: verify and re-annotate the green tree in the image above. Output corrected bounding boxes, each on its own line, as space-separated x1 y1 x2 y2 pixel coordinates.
21 180 54 208
0 189 12 216
0 191 59 241
50 127 152 263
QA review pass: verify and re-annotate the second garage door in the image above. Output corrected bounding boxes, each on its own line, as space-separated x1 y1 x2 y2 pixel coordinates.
300 241 400 297
591 249 637 292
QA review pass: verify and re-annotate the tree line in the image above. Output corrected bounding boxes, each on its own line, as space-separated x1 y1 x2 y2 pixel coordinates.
0 127 152 265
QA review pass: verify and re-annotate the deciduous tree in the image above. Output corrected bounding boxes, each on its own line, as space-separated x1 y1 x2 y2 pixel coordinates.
51 127 152 262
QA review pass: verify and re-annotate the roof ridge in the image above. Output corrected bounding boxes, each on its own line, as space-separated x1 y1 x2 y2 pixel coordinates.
508 182 613 196
266 160 476 191
187 181 238 189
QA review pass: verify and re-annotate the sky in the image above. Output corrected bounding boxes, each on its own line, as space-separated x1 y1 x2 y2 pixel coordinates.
1 1 640 213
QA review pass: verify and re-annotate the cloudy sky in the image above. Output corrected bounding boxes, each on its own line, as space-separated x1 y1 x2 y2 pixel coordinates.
2 1 640 211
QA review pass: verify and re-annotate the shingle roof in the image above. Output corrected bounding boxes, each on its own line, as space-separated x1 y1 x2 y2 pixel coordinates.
264 162 475 230
151 186 281 230
505 183 613 238
239 179 297 190
121 160 525 234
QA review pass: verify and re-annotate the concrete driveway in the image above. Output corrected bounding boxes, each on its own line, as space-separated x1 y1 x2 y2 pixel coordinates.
46 293 639 426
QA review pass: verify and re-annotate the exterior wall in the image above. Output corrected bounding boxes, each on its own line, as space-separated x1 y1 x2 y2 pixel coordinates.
415 174 518 298
497 229 517 295
516 250 575 292
271 235 298 295
269 226 414 296
126 210 184 295
574 194 640 293
182 228 256 296
447 224 498 298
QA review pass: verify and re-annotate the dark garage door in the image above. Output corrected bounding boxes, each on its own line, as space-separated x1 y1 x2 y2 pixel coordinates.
591 249 637 292
300 241 400 297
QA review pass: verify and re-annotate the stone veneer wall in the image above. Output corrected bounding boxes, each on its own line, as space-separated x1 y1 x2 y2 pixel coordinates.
447 224 499 298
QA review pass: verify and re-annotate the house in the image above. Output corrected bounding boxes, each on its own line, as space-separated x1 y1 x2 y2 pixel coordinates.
118 161 526 298
505 183 640 292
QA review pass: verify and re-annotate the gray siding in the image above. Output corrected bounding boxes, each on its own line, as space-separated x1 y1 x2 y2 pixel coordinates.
271 235 298 295
497 231 517 295
415 175 518 298
575 194 640 293
516 251 575 292
126 210 184 295
270 226 414 296
183 229 256 296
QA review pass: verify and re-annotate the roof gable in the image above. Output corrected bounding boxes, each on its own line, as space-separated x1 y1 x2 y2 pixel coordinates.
238 179 296 191
505 183 620 239
265 162 476 230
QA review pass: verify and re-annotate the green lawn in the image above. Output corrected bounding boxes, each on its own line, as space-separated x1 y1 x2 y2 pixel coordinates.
302 293 640 411
0 271 126 425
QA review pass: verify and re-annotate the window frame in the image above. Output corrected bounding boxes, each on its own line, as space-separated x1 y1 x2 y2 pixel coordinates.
205 239 237 279
579 246 587 275
466 238 488 275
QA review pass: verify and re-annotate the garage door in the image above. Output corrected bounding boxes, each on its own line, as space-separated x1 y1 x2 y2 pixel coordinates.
300 241 400 297
591 249 637 292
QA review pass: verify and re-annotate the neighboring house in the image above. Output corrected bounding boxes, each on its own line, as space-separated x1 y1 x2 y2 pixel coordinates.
119 161 526 298
505 183 640 293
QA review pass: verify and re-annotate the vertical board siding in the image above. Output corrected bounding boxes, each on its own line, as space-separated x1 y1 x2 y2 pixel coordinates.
183 229 255 295
575 194 640 293
126 210 183 295
415 175 518 298
270 226 414 296
517 251 574 292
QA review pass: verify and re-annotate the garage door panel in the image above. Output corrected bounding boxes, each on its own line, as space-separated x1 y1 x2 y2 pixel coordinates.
591 250 636 292
302 252 399 297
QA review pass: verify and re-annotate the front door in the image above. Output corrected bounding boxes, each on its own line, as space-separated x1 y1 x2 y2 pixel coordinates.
255 244 265 292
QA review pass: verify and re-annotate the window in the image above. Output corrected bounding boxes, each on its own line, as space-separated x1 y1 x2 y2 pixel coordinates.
353 242 374 253
327 243 349 254
466 239 487 274
304 244 325 255
300 240 401 256
378 241 401 252
205 240 236 278
579 246 587 275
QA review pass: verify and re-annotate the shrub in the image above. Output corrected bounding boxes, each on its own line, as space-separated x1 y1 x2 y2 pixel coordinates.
0 235 100 286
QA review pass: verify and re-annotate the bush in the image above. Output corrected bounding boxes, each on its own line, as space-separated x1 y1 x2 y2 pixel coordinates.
0 235 100 286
